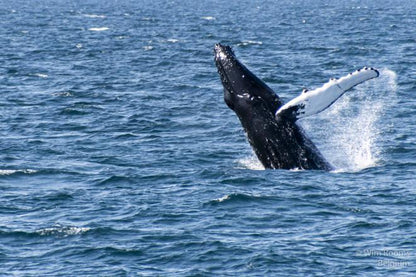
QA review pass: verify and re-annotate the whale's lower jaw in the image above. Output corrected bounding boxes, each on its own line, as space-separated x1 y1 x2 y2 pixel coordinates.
214 44 332 170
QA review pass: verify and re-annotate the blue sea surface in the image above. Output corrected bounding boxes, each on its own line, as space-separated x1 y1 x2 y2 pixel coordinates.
1 0 415 275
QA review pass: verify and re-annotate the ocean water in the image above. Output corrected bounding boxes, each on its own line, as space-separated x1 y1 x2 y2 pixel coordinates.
1 0 415 275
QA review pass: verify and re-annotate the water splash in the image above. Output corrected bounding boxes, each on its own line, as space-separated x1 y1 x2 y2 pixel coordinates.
301 68 398 172
237 155 265 170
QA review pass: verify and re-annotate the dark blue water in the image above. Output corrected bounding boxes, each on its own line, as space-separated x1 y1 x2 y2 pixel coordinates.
1 0 415 275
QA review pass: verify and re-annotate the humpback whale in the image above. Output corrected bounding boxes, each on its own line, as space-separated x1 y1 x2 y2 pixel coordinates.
214 44 379 170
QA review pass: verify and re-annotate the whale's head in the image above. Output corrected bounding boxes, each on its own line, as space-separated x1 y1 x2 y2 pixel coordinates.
214 44 282 116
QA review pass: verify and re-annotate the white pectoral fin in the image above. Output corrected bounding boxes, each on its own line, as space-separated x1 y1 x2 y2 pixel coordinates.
275 67 379 121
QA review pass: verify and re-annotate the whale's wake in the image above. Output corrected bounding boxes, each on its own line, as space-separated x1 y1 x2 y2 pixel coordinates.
301 68 398 172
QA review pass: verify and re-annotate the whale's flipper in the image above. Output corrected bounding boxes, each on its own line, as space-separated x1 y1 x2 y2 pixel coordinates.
275 67 379 121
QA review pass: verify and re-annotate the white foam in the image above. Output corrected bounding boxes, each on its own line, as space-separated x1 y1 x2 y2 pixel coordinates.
88 27 109 32
33 73 48 78
201 16 215 20
37 226 90 236
0 169 37 175
0 170 17 175
238 40 263 46
237 156 265 170
52 91 73 97
300 68 398 172
84 14 106 18
215 195 230 202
